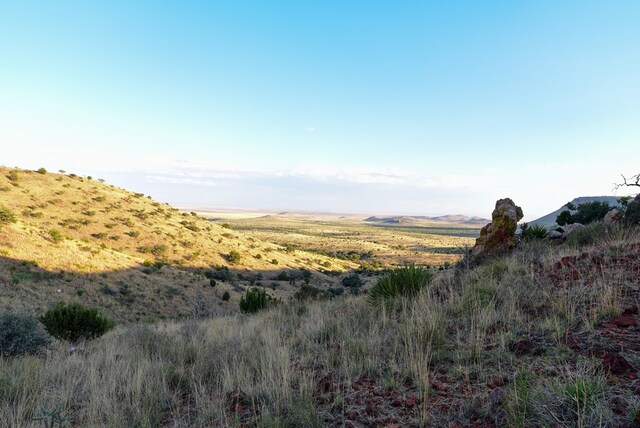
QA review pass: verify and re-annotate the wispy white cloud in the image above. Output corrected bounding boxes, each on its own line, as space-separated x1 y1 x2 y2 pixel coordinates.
137 160 496 191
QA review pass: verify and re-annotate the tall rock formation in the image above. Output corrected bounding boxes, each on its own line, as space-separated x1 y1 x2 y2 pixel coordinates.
472 198 523 261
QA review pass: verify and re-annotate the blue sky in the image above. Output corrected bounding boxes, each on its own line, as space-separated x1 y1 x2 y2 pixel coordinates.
1 1 639 219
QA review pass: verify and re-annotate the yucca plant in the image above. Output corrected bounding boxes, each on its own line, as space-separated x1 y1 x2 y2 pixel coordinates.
367 264 433 308
521 223 549 241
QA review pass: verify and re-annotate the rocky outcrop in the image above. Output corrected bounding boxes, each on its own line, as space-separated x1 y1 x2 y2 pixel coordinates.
604 208 622 224
472 198 523 261
623 194 640 225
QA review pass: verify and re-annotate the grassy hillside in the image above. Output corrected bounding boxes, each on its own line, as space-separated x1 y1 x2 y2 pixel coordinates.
0 166 354 321
2 221 639 426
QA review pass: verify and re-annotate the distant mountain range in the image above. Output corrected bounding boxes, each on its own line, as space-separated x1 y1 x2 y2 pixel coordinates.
529 196 621 227
364 214 489 226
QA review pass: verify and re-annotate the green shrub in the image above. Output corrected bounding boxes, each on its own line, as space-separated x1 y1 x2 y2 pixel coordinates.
239 288 275 313
368 264 433 308
39 302 115 343
341 272 363 289
520 223 549 241
0 206 17 225
573 201 612 224
48 229 63 243
7 170 18 183
222 291 230 301
36 167 47 174
556 210 573 226
227 250 242 263
275 271 290 281
624 196 640 225
0 311 51 356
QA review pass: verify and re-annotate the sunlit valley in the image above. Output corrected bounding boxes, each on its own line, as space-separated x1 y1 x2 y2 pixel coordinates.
2 2 640 427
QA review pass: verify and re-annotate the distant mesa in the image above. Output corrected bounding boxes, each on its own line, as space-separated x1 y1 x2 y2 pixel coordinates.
364 214 488 225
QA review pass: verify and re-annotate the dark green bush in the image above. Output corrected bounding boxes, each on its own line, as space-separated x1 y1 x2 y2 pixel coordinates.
275 271 290 281
207 265 233 282
294 285 322 301
341 272 363 289
36 167 47 174
573 201 612 224
556 201 612 225
239 288 275 313
0 311 51 356
39 302 115 343
368 264 433 308
556 210 573 226
222 291 230 301
624 196 640 225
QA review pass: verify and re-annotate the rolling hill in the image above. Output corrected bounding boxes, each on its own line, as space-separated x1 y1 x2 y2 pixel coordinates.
0 166 353 321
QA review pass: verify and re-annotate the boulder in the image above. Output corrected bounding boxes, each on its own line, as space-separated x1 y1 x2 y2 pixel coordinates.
560 223 585 240
549 230 563 240
472 198 523 260
624 194 640 225
603 208 622 224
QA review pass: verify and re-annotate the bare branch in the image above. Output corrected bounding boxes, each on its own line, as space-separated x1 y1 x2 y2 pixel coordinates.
613 173 640 191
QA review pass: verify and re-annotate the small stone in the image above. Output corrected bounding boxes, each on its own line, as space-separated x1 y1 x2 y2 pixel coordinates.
487 387 505 407
365 402 378 416
430 379 446 391
488 376 506 388
612 315 637 327
602 353 635 375
510 339 535 356
406 395 416 407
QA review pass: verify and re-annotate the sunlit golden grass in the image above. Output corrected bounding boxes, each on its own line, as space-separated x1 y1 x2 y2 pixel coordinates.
2 223 638 426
